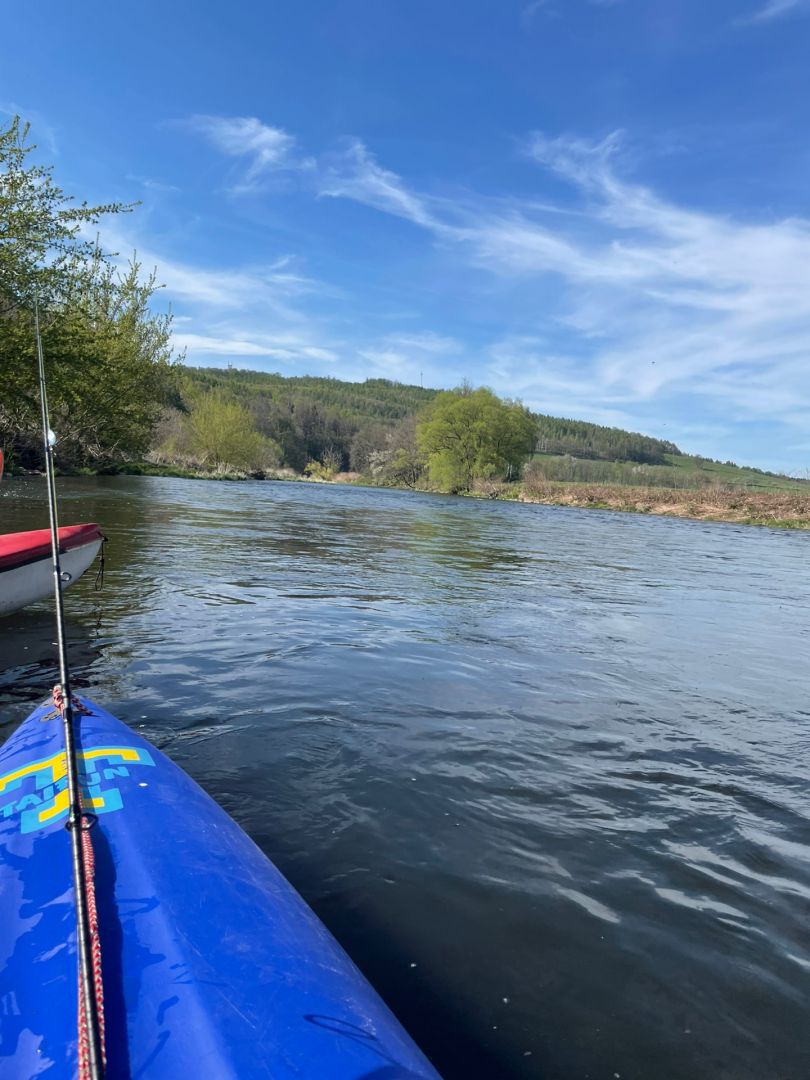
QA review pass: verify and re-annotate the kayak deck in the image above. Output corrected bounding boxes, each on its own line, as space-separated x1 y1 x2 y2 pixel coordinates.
0 699 440 1079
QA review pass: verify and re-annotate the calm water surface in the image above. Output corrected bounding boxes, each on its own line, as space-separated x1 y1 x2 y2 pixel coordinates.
1 476 809 1080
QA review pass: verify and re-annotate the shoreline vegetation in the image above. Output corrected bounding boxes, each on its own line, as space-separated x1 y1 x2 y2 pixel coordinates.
4 116 810 533
10 460 810 530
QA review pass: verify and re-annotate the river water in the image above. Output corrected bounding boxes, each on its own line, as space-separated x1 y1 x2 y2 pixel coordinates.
1 475 809 1080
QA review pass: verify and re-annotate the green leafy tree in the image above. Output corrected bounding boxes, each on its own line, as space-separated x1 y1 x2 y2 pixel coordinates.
417 387 536 491
0 116 174 469
304 459 336 481
184 389 280 471
4 257 174 465
0 116 130 310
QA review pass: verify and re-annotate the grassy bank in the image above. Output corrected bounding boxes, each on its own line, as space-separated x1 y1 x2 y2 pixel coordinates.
515 480 810 529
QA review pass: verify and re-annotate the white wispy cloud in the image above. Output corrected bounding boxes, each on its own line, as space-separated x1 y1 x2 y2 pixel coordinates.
522 0 622 24
185 115 312 192
382 331 461 355
95 216 471 382
521 0 554 25
152 252 317 310
354 331 466 385
320 133 810 431
98 116 810 464
171 331 338 363
90 218 344 369
126 173 181 194
743 0 810 21
100 225 321 312
319 139 440 229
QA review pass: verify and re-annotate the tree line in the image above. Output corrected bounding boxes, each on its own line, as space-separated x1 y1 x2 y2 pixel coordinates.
151 371 537 491
535 415 681 465
163 367 686 480
525 456 711 489
158 367 437 475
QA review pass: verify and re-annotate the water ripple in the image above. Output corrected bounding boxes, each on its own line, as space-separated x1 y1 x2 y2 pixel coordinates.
2 475 810 1079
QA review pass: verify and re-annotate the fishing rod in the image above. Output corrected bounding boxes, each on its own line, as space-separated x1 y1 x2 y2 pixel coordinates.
34 303 105 1080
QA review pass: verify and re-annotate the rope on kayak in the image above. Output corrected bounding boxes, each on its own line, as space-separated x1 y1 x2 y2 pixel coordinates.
52 684 106 1080
77 799 106 1080
94 535 108 592
50 691 93 717
51 686 93 718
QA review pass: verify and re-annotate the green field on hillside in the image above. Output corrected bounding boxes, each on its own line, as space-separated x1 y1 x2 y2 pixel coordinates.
528 450 808 492
661 454 808 491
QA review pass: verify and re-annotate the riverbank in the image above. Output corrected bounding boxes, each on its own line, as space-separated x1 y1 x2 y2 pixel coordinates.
7 462 810 529
147 472 810 529
303 473 810 530
514 480 810 529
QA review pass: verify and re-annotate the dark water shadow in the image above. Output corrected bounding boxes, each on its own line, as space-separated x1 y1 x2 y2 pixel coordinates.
0 611 101 720
255 828 518 1080
322 905 521 1080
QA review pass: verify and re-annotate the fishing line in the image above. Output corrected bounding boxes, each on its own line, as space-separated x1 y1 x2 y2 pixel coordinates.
35 302 105 1080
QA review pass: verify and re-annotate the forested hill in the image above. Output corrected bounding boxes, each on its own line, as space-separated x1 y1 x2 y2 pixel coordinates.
170 366 804 492
536 415 681 466
185 368 438 425
180 365 682 468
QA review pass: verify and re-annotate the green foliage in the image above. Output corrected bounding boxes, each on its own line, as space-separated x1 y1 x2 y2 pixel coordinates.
172 366 437 474
0 116 174 469
304 459 336 481
168 388 280 472
535 414 680 465
349 422 389 473
526 452 810 493
152 367 804 494
417 387 536 491
187 368 436 423
660 453 809 492
0 116 132 309
526 455 702 489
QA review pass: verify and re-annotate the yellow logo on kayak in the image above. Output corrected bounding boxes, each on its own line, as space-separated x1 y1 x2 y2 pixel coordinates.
0 746 155 834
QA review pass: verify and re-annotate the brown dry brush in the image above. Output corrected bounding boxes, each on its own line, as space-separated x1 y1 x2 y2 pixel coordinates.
518 478 810 526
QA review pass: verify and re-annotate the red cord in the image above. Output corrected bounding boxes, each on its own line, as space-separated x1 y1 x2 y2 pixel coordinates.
53 685 106 1078
77 819 105 1080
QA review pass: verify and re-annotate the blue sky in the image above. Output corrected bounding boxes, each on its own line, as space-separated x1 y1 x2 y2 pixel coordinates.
3 0 810 472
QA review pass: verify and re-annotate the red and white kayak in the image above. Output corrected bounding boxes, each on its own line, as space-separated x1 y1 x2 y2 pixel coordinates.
0 524 102 617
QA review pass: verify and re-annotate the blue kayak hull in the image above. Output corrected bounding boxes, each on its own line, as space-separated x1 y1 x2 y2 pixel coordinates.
0 699 440 1079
